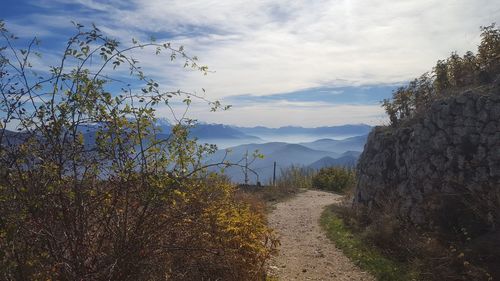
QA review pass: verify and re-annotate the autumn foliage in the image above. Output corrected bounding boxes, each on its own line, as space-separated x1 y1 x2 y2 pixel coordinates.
0 21 276 280
382 24 500 125
312 167 356 193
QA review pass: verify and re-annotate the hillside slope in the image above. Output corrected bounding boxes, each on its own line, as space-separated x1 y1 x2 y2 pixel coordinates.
299 135 367 154
207 142 340 183
355 89 500 279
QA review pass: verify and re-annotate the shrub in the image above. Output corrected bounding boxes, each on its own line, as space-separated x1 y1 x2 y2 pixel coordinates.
312 167 355 193
0 21 276 280
320 205 416 281
275 165 315 190
382 23 500 126
163 176 278 280
335 196 496 281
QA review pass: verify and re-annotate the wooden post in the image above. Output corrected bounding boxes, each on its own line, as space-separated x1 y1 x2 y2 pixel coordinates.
244 149 249 185
273 161 276 186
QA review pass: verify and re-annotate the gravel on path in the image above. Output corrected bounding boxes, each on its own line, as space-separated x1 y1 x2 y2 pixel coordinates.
267 189 375 281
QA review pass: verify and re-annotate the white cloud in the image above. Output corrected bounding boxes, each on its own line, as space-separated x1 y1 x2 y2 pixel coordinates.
157 100 388 127
7 0 500 126
51 0 499 98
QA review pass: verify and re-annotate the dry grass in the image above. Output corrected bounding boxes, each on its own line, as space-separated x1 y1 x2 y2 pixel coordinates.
320 205 417 281
334 196 497 281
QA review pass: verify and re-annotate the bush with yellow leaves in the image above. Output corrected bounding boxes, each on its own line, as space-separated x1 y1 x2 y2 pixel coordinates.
0 21 277 280
165 176 278 280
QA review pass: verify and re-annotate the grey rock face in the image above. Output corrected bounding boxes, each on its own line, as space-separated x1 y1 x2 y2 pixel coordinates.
354 91 500 225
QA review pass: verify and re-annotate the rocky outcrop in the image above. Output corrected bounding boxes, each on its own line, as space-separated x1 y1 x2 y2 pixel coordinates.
355 90 500 225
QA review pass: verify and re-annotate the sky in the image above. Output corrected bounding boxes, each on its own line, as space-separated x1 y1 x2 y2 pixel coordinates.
1 0 499 127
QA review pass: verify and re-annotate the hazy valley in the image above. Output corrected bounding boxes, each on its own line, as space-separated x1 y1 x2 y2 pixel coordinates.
191 123 369 183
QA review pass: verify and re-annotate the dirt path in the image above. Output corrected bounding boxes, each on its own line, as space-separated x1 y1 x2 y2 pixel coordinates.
268 189 374 281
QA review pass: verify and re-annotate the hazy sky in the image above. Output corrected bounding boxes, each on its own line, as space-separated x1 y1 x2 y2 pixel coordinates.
1 0 499 127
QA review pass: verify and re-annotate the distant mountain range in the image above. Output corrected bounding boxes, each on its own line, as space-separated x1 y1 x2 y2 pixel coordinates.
307 152 360 170
206 136 367 183
151 122 372 149
185 123 371 141
299 135 368 154
153 120 261 141
190 124 260 140
3 122 372 183
234 124 372 137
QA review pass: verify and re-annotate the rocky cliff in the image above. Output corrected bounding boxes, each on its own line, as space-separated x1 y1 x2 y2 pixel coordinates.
355 89 500 226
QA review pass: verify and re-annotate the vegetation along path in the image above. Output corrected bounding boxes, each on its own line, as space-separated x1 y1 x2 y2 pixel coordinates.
268 189 374 281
